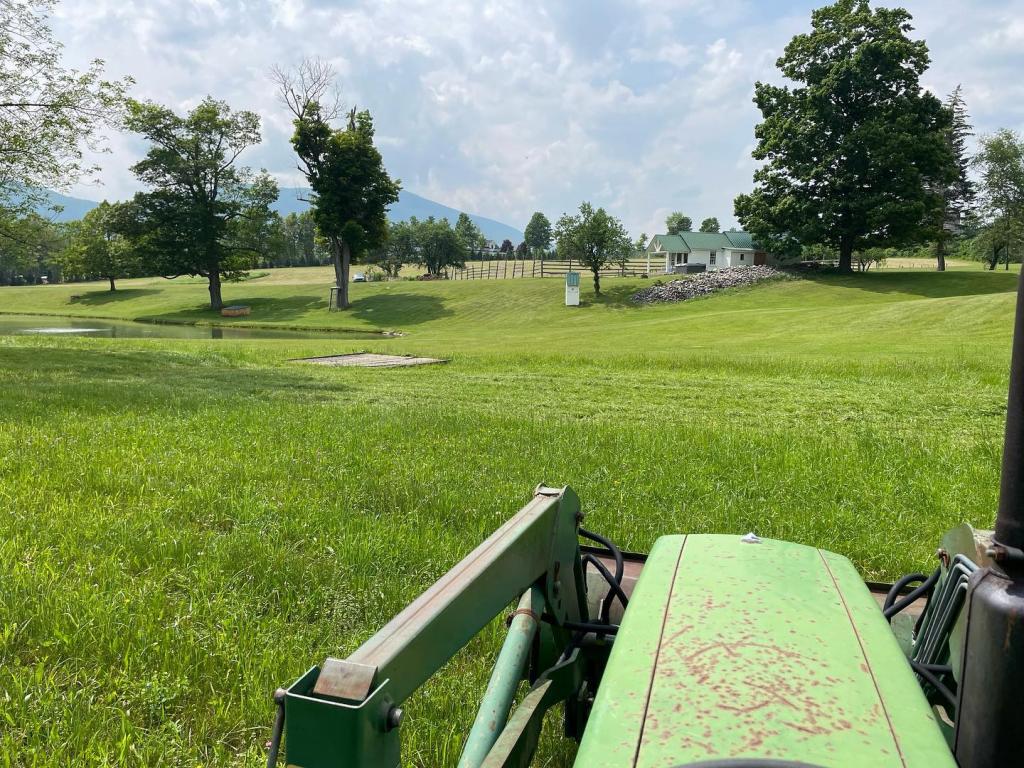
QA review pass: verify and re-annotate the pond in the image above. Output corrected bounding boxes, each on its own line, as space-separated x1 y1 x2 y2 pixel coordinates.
0 315 390 340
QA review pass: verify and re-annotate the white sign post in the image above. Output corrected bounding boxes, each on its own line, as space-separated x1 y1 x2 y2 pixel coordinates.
565 271 580 306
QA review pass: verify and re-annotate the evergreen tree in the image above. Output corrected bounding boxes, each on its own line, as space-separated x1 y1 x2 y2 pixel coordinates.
934 85 975 271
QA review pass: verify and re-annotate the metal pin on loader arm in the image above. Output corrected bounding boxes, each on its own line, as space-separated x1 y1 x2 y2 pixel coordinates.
278 485 589 768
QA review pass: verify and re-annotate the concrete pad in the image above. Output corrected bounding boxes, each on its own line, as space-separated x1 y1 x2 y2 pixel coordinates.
295 353 446 368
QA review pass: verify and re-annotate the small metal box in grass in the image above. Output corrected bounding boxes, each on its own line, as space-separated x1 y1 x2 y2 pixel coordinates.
565 271 580 306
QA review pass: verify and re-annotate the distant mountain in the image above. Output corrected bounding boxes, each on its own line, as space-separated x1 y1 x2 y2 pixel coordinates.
274 187 523 244
32 187 524 244
30 190 101 221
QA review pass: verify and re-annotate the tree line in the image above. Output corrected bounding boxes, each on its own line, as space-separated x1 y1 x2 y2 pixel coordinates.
366 206 639 297
6 0 1024 307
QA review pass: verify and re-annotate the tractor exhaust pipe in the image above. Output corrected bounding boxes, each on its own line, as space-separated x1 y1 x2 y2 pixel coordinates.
954 271 1024 768
995 269 1024 556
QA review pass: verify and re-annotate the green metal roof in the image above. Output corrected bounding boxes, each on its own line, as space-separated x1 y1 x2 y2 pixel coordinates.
650 234 688 252
575 534 954 768
680 231 733 251
724 230 757 249
650 231 758 252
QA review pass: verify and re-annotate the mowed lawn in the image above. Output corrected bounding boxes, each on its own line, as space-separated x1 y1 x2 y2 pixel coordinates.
0 266 1016 766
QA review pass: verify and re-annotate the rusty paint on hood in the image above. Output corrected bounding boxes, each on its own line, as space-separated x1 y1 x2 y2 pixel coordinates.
574 534 954 768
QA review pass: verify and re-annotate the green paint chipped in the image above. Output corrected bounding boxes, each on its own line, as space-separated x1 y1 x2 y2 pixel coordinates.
574 535 954 767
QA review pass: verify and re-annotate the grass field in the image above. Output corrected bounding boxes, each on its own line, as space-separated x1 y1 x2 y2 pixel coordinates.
0 266 1017 766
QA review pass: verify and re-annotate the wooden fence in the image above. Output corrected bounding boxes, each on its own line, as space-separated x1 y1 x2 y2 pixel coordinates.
538 258 654 278
450 257 657 280
451 259 540 279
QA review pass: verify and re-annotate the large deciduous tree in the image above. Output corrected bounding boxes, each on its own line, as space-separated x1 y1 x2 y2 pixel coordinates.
973 129 1024 270
665 212 691 234
554 202 630 296
0 0 130 228
699 217 720 233
125 97 278 310
734 0 954 273
273 59 400 309
414 217 466 276
974 129 1024 220
60 200 139 290
524 211 552 254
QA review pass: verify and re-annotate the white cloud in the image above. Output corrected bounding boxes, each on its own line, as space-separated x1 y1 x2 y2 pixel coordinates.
629 42 692 67
48 0 1024 236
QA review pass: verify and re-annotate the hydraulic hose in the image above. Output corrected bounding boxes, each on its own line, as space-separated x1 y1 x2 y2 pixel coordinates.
582 553 629 624
579 527 624 584
883 568 940 621
910 660 957 710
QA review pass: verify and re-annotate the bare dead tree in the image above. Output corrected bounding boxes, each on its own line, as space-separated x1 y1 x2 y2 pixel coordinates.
269 58 343 124
270 58 345 196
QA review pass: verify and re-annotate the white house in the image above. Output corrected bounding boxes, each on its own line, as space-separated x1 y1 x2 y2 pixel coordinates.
646 231 767 273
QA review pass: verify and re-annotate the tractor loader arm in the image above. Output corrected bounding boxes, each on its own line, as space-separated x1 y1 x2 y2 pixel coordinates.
277 485 592 768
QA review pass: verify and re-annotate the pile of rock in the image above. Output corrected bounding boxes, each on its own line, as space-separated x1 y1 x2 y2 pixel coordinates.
632 266 789 304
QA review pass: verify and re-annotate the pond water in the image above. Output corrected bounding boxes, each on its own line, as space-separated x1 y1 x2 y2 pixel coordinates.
0 315 389 340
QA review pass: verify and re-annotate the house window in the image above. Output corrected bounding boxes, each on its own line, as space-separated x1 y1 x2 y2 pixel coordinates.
683 253 688 263
710 251 717 265
739 253 745 261
674 253 683 265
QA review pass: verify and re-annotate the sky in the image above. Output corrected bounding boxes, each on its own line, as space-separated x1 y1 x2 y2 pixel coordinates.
52 0 1024 237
